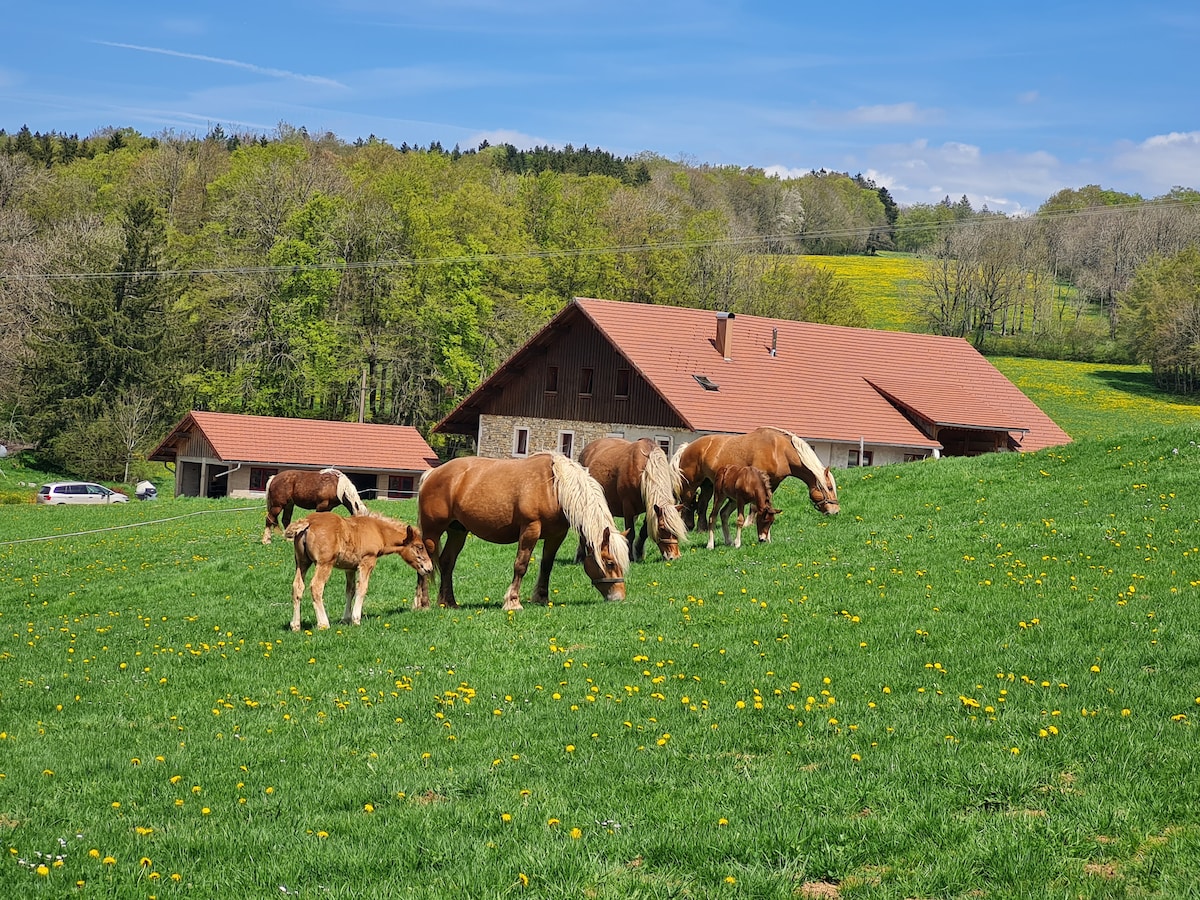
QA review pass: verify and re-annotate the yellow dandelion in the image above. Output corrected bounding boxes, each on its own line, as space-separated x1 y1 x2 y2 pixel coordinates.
364 803 375 813
725 875 737 884
201 807 211 816
718 818 729 826
570 827 582 840
518 872 529 888
36 864 50 877
316 830 329 839
88 849 100 859
139 856 152 868
102 856 116 866
565 744 575 753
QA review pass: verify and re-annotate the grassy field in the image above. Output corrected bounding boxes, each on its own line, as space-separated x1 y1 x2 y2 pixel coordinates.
807 253 926 331
991 357 1200 441
3 420 1199 898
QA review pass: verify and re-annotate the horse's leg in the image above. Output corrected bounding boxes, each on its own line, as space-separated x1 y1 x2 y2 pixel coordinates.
309 562 334 629
502 524 542 611
414 528 442 610
706 499 719 550
720 499 736 548
344 558 376 625
696 480 715 532
281 502 295 532
263 507 276 545
530 529 566 606
732 501 745 549
634 516 650 562
290 559 310 631
436 527 467 609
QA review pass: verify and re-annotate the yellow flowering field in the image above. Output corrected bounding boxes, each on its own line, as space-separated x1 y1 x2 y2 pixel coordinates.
2 424 1199 897
806 253 926 330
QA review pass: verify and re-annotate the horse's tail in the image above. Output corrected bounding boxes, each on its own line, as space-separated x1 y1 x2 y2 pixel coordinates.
641 446 688 546
330 469 369 516
550 454 630 573
418 468 436 493
263 473 276 495
283 519 310 541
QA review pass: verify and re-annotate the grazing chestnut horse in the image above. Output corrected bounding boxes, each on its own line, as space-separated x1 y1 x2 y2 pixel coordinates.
707 465 781 549
674 426 839 531
414 453 630 611
262 467 368 544
577 437 688 561
284 511 432 631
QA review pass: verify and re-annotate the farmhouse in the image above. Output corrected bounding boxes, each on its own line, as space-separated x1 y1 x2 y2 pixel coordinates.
435 297 1071 468
149 411 438 500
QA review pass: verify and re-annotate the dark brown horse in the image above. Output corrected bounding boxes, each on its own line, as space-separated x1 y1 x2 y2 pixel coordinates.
674 426 838 531
577 437 688 561
707 465 780 549
414 453 630 611
262 467 368 544
284 511 432 631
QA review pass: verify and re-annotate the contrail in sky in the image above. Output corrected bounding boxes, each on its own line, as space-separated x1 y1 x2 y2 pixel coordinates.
96 41 346 88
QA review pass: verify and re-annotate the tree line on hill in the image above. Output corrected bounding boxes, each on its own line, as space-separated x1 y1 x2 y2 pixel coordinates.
1 123 1198 479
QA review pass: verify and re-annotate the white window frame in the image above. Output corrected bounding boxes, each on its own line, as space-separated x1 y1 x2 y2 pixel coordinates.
558 430 575 459
655 435 672 456
513 426 531 458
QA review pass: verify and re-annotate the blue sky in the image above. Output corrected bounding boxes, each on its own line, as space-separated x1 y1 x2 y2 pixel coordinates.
4 1 1197 213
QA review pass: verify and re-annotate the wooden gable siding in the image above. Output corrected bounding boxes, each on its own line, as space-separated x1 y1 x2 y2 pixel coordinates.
478 322 686 429
183 429 215 460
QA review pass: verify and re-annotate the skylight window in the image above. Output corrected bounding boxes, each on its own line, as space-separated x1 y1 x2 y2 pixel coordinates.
693 374 720 391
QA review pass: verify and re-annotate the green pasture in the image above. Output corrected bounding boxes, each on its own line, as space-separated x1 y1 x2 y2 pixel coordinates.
991 356 1200 442
808 253 926 331
3 424 1199 898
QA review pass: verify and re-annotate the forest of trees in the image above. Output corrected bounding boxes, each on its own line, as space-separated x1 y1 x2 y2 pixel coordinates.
1 123 1198 479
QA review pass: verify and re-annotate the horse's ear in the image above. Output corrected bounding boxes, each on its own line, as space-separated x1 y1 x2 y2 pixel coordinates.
600 526 613 551
405 525 416 542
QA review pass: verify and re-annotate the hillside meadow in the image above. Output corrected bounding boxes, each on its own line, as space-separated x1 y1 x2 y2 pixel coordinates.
2 420 1199 898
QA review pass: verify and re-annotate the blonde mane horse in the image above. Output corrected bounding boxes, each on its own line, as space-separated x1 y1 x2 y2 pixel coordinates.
262 467 368 544
578 437 688 561
674 426 838 531
415 453 630 611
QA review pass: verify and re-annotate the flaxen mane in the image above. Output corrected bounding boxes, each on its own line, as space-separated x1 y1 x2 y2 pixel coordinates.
321 467 369 515
641 446 688 546
550 454 630 572
770 428 838 494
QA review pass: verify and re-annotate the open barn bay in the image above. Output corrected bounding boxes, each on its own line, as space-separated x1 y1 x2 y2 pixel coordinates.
2 428 1199 898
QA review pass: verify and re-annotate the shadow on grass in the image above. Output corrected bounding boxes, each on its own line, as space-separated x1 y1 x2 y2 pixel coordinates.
1091 369 1200 405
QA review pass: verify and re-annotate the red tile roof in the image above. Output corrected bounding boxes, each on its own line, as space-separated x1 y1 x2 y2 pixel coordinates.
571 298 1070 452
150 411 439 471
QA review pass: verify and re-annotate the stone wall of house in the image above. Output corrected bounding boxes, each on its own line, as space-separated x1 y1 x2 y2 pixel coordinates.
477 415 931 469
478 414 694 461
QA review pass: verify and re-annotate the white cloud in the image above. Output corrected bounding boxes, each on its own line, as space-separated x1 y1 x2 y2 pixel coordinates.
763 165 808 180
468 128 553 149
1113 131 1200 193
843 102 927 125
1017 90 1039 104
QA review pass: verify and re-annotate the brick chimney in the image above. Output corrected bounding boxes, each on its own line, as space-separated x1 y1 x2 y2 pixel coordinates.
716 311 735 360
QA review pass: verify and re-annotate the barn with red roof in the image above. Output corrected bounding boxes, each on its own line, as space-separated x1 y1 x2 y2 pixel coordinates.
149 411 438 499
435 297 1070 468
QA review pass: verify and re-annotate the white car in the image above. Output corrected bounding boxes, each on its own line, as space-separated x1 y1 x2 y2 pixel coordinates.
37 482 130 505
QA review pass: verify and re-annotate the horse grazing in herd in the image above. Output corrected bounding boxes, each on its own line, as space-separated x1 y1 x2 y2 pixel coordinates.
414 453 630 611
262 467 369 545
707 465 781 549
673 426 839 531
284 511 432 631
577 437 688 561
